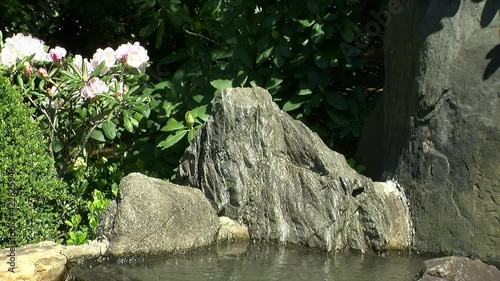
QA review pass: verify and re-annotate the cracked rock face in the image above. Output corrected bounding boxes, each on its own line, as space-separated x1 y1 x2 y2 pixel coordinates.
356 1 500 261
177 87 412 253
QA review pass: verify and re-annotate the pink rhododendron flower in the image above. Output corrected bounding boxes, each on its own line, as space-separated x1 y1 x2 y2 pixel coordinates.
49 46 67 63
114 42 149 73
81 77 109 99
0 33 50 68
91 47 116 74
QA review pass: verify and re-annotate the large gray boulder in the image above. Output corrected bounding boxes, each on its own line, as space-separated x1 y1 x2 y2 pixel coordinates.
414 256 500 281
177 87 412 253
96 173 219 256
356 1 500 261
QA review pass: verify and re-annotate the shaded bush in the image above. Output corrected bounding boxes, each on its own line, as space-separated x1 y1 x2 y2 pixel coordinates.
0 77 75 247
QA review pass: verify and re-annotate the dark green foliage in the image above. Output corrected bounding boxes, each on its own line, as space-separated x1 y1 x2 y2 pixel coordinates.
134 0 384 160
0 0 141 58
0 77 75 247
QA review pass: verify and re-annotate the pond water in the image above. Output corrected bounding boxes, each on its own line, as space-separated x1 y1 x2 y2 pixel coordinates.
68 243 430 281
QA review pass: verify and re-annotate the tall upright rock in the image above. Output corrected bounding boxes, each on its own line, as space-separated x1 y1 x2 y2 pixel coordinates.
177 87 413 253
356 0 500 261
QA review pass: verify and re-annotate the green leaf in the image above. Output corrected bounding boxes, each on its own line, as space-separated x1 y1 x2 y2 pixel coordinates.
306 0 319 14
210 79 232 91
90 129 106 142
155 19 165 49
283 96 307 112
256 45 274 64
52 139 64 153
327 110 350 127
90 61 106 78
256 35 271 52
276 41 292 58
161 118 185 132
140 18 161 37
263 11 282 28
310 23 325 44
187 128 196 142
102 121 117 140
124 117 133 132
158 130 189 149
298 89 313 96
314 54 329 69
234 47 253 69
137 104 151 118
130 117 139 128
326 93 348 111
297 19 315 30
341 28 355 43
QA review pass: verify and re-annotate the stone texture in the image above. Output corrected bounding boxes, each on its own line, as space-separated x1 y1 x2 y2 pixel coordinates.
216 216 250 244
356 1 500 261
0 241 66 281
414 256 500 281
95 173 219 257
177 87 412 253
61 239 108 265
0 240 107 281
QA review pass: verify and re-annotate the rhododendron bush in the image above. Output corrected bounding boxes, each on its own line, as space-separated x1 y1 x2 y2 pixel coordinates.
0 31 151 187
0 31 158 244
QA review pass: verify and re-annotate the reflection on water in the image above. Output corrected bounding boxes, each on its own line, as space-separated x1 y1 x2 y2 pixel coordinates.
68 243 428 281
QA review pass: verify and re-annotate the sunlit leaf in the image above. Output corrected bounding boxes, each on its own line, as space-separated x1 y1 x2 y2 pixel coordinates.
160 118 185 132
210 79 232 90
90 129 106 142
102 121 117 140
158 130 189 149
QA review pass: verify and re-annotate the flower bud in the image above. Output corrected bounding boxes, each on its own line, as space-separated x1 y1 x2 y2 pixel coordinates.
185 112 195 128
23 62 33 77
37 67 48 78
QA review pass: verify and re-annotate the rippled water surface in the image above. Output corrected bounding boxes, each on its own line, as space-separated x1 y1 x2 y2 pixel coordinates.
69 243 428 281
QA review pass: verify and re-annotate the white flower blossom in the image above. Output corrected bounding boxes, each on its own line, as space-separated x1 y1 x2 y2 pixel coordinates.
115 42 149 73
91 47 116 74
73 54 94 77
0 33 50 68
81 77 109 99
49 46 67 63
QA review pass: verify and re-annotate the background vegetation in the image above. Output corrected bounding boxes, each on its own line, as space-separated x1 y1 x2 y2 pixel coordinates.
0 77 80 246
0 0 386 246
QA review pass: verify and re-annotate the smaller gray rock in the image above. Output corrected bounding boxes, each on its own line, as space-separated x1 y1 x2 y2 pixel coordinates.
414 256 500 281
96 173 219 257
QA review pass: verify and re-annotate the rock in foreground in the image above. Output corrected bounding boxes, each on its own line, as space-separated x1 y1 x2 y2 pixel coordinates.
414 256 500 281
0 240 107 281
96 173 219 256
177 87 412 253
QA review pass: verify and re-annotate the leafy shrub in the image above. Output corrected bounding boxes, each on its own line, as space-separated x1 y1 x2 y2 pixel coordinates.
132 0 384 168
0 77 77 247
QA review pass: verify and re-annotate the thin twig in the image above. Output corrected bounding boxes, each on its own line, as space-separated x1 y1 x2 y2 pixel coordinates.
183 29 222 47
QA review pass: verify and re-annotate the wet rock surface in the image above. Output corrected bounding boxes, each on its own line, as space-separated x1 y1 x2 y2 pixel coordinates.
177 87 412 253
414 256 500 281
